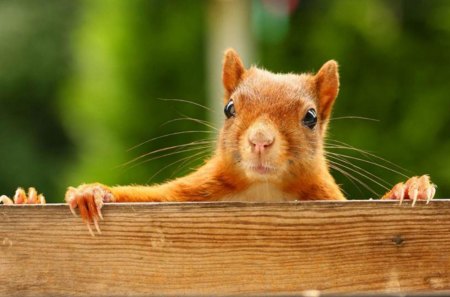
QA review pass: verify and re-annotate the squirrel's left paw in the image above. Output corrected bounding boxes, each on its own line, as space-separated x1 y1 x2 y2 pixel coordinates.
382 175 436 206
0 187 46 205
65 183 115 236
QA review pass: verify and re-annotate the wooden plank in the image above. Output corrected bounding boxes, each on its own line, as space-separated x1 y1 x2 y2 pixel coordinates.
1 200 450 296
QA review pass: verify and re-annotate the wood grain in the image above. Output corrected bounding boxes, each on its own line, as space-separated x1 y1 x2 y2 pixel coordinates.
1 200 450 296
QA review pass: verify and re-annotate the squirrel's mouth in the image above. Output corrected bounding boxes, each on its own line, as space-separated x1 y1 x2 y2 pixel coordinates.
243 162 276 175
252 165 275 175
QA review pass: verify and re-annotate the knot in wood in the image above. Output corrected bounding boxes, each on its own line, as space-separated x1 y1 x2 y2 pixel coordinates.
392 234 404 246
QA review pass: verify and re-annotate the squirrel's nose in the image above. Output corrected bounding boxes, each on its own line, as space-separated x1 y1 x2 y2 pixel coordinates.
248 131 275 154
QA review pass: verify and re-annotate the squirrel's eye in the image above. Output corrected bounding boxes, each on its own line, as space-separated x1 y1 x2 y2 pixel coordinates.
302 108 317 129
224 99 236 118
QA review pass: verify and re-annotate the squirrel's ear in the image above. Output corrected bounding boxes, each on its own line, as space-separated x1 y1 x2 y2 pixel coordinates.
222 48 245 97
314 60 339 122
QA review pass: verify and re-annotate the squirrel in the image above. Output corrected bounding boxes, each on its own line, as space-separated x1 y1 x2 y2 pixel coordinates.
0 49 436 235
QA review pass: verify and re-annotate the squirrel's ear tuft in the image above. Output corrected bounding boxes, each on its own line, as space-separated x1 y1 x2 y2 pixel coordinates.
222 48 245 96
314 60 340 122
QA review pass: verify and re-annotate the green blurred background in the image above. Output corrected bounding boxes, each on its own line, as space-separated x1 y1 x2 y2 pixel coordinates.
0 0 449 202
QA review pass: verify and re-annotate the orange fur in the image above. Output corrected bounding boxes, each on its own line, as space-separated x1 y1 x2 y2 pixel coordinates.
109 49 345 203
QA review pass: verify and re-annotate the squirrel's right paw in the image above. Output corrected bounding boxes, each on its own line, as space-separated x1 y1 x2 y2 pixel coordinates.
382 175 436 206
0 187 46 205
65 183 115 236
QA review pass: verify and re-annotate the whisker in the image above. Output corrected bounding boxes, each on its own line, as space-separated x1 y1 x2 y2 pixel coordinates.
325 139 409 173
327 153 391 191
328 164 362 196
127 144 213 170
329 116 379 122
324 149 409 179
327 152 392 187
127 130 215 152
119 139 215 168
157 98 215 113
329 158 385 194
328 161 380 197
170 150 211 179
147 149 211 183
161 117 218 131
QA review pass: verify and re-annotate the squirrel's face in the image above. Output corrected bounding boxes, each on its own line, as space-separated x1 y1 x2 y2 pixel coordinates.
218 49 339 183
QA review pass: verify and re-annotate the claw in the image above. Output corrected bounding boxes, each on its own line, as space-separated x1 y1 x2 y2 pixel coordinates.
86 222 95 237
93 191 104 220
28 187 37 204
93 218 101 234
38 194 46 204
85 194 99 226
398 185 405 205
427 186 436 204
14 188 26 204
0 195 13 205
411 188 418 207
97 207 104 220
69 205 78 217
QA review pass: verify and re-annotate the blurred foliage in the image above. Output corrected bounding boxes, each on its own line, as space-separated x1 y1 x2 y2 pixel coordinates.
0 0 448 201
60 0 206 195
0 0 78 200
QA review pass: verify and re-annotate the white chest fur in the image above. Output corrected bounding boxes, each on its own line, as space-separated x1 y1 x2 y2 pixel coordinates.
219 182 296 202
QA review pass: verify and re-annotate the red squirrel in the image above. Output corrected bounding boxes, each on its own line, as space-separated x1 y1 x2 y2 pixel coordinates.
0 49 436 235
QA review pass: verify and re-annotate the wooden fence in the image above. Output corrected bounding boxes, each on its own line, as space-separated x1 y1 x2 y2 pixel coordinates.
1 200 450 296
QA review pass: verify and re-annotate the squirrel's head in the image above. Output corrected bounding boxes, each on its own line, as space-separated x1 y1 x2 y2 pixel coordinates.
218 48 340 183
